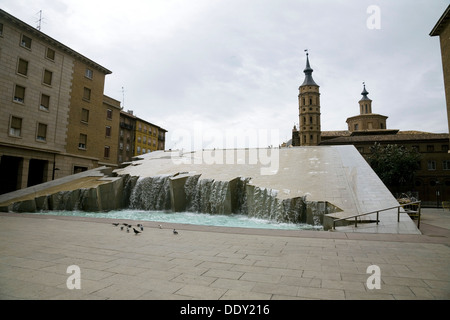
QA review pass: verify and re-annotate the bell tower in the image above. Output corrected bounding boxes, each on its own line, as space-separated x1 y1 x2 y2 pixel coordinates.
299 50 321 146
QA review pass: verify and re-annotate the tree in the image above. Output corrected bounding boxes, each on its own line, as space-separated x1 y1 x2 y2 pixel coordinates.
368 142 421 193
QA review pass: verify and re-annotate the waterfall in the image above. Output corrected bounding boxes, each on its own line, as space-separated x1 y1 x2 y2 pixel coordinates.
185 177 230 214
129 175 172 211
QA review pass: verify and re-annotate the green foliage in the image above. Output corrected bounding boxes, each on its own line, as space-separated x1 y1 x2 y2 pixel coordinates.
368 142 421 188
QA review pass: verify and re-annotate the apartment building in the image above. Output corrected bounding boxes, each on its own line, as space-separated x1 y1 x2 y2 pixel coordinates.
0 9 113 194
133 115 167 157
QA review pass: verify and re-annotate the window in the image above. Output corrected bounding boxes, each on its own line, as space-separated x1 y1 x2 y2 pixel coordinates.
105 126 111 137
17 58 28 76
427 145 434 152
137 136 141 143
380 123 384 129
143 136 147 144
119 142 123 150
20 34 32 49
74 166 88 174
443 160 450 170
427 160 436 171
46 47 55 60
143 148 146 154
106 109 112 119
79 134 87 150
43 69 53 85
137 146 141 154
354 124 359 131
83 87 91 101
13 85 25 103
85 68 93 79
36 123 47 142
9 116 22 137
104 146 110 158
40 94 50 111
442 145 449 152
81 108 89 123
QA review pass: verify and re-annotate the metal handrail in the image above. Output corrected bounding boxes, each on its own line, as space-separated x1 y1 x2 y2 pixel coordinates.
332 201 421 230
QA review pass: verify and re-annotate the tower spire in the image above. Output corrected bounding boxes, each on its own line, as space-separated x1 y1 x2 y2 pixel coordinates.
301 50 318 86
360 82 370 101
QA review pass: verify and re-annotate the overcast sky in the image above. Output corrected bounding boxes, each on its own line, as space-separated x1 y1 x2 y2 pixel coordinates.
2 0 449 150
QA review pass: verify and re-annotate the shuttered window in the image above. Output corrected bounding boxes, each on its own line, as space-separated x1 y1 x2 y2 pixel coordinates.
46 48 55 60
79 134 87 149
43 69 52 85
17 59 28 75
37 123 47 141
10 116 22 136
40 94 50 111
83 87 91 101
14 85 25 103
81 108 89 123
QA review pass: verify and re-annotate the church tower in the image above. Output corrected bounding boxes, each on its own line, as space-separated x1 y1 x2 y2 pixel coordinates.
359 82 373 115
298 51 321 146
346 83 388 132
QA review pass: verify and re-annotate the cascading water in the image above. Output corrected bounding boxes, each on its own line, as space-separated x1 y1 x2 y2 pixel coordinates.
129 175 172 211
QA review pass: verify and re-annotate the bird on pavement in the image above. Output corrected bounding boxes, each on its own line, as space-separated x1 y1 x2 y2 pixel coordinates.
173 229 178 235
133 228 141 235
112 223 119 227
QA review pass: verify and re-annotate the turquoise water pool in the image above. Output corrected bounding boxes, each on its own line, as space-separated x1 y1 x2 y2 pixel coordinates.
28 209 322 231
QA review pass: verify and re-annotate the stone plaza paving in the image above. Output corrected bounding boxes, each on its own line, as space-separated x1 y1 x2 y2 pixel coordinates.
0 208 449 301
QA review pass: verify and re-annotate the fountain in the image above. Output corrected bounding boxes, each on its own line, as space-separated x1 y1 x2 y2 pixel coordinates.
0 146 419 232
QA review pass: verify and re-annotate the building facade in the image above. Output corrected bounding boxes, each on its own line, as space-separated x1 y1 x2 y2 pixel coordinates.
134 117 167 157
0 9 112 194
118 110 136 164
430 5 450 146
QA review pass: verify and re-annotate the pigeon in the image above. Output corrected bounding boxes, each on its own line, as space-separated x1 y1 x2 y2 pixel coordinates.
140 225 144 231
120 226 124 231
127 228 130 233
112 223 119 226
173 229 178 235
133 228 141 235
159 225 162 229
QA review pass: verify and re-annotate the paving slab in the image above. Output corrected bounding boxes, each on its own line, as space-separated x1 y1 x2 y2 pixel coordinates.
0 209 449 302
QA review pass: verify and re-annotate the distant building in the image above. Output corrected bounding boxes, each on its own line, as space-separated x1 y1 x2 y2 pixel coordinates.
297 51 321 146
289 49 449 206
133 115 167 157
320 86 450 206
430 4 450 146
118 110 136 164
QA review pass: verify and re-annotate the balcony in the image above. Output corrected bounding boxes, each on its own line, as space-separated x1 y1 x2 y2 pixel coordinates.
120 122 134 130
